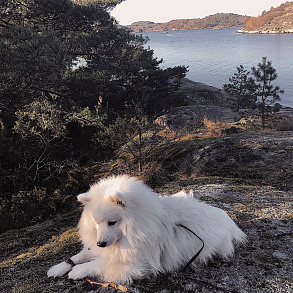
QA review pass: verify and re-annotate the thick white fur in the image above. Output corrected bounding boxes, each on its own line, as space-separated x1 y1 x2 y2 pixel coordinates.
47 175 246 284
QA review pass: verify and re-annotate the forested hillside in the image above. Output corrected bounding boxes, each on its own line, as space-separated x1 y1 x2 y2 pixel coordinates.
238 1 293 33
0 0 187 233
126 13 248 32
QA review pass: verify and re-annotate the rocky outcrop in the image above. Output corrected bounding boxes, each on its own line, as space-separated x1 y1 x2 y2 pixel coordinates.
238 2 293 34
156 78 293 129
156 78 238 129
192 131 293 190
155 104 239 128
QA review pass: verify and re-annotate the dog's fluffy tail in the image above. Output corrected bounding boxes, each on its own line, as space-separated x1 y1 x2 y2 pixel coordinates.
232 224 247 245
219 219 246 260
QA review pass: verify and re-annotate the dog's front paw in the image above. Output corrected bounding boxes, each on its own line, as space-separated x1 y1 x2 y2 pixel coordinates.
47 262 72 277
68 263 90 280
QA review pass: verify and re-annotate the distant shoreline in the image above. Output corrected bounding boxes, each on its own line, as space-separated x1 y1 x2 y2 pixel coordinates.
125 13 248 33
132 26 293 35
132 26 242 34
237 28 293 34
128 26 242 34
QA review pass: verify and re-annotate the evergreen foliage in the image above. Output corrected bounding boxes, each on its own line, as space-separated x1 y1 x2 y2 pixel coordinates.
252 57 284 128
223 65 257 112
0 0 187 232
224 58 283 128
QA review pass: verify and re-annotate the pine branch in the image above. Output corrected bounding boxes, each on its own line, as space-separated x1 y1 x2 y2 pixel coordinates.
31 85 68 98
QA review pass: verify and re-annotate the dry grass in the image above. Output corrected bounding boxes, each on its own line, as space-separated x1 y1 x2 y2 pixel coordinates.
203 116 227 136
103 126 200 185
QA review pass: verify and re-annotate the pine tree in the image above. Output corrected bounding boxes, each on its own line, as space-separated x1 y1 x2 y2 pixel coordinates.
224 58 283 128
251 57 284 128
223 65 257 112
0 0 187 117
0 0 187 231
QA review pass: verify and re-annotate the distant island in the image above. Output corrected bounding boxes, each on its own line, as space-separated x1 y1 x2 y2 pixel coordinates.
125 2 293 34
125 13 248 33
237 1 293 34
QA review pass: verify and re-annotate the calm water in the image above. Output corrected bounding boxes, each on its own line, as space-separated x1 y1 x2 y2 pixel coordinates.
139 27 293 107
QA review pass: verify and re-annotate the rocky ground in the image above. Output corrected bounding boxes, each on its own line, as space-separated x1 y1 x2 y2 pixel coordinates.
191 131 293 191
0 175 292 292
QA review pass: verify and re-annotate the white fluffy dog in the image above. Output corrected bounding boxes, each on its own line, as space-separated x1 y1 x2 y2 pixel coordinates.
47 175 246 284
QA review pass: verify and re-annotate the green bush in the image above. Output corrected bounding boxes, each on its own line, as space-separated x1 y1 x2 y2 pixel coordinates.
0 188 60 233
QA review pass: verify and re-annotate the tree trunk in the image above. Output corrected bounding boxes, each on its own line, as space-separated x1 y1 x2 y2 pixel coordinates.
138 127 143 174
261 99 266 129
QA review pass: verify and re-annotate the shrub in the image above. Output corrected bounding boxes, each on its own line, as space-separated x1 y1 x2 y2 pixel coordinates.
1 188 59 231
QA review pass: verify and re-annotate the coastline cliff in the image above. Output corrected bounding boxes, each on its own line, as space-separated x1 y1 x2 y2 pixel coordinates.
238 1 293 34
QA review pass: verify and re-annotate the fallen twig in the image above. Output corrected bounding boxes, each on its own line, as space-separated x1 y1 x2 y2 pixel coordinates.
86 278 127 292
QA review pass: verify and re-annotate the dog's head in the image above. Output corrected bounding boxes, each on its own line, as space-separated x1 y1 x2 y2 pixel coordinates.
77 176 135 248
77 175 160 249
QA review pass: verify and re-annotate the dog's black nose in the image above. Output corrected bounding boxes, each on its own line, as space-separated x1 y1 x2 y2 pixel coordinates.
97 241 107 247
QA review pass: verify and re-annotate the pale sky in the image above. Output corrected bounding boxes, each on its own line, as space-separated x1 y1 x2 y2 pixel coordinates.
111 0 287 25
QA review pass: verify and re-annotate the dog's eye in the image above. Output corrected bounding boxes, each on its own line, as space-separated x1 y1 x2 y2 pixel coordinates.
108 221 117 226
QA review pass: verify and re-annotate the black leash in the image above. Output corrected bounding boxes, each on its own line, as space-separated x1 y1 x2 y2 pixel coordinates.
178 224 205 272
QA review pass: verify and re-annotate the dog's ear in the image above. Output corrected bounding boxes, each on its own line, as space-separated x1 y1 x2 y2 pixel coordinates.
77 192 91 203
109 192 126 207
